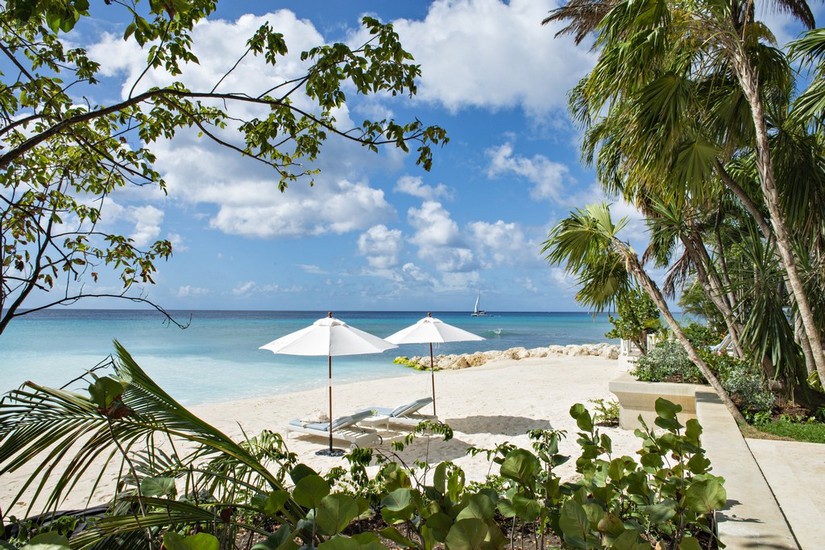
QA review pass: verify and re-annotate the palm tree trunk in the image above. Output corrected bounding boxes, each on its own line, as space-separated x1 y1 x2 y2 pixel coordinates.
623 251 748 425
731 49 825 389
680 233 746 358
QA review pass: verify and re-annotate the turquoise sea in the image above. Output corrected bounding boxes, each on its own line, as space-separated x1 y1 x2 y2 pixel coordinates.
0 310 615 405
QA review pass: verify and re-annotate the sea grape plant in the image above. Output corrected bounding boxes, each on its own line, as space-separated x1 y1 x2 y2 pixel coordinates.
0 345 727 549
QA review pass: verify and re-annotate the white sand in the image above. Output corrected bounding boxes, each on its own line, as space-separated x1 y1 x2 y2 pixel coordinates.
1 355 641 517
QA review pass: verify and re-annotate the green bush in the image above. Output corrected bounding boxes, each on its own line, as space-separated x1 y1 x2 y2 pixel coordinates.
680 321 720 348
632 340 705 384
705 353 775 414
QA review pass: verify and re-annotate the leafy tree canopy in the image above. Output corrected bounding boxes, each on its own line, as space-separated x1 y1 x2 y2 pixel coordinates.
0 0 447 333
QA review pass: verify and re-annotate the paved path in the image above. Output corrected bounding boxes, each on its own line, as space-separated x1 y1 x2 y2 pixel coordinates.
746 439 825 550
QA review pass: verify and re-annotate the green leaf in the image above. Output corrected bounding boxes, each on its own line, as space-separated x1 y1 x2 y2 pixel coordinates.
316 494 360 536
512 493 541 522
444 518 487 550
290 463 318 484
559 499 595 549
500 448 541 485
611 528 649 550
455 493 496 522
251 525 298 550
678 536 703 550
422 511 453 544
292 474 330 509
256 489 290 517
161 532 220 550
684 477 727 513
141 476 177 498
318 534 384 550
596 512 624 537
497 497 516 518
570 403 594 431
20 532 72 550
641 501 677 523
381 488 416 523
655 398 682 420
88 376 127 409
379 526 418 548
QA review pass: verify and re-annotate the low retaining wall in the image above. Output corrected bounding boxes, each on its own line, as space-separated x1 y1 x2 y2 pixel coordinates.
608 372 707 430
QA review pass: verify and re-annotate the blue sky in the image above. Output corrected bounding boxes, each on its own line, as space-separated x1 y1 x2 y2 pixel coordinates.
50 0 817 313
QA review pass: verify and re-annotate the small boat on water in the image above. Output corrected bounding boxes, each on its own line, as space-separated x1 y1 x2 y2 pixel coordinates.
471 293 488 317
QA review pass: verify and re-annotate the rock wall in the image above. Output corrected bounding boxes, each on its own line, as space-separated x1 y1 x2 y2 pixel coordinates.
400 343 619 371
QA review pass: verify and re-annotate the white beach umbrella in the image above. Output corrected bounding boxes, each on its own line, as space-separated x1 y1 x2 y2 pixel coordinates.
385 313 484 416
260 312 397 456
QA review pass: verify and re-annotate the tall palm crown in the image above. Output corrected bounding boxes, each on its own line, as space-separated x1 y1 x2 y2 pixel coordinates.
543 0 817 44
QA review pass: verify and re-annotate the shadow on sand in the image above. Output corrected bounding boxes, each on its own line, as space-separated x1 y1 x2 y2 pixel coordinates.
444 415 553 437
380 435 475 464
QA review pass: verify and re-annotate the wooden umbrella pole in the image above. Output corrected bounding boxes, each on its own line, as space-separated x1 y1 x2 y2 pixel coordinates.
328 355 333 453
430 342 436 417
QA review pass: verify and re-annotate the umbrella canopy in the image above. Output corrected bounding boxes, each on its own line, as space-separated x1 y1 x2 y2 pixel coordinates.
260 314 396 357
260 312 397 455
385 313 484 416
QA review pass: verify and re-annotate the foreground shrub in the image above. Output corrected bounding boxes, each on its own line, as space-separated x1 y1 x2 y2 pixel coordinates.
0 344 725 549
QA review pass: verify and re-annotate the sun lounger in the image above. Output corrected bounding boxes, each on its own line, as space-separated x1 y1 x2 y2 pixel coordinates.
287 409 382 448
710 334 734 355
359 397 437 429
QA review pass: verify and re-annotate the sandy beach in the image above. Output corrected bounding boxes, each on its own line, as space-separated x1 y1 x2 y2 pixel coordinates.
1 353 641 517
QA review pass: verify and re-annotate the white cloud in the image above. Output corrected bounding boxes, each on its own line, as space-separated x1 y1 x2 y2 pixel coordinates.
232 281 258 296
300 264 326 275
394 175 453 201
468 220 543 267
408 201 478 272
230 280 300 297
386 0 595 114
358 225 404 269
90 11 328 119
401 262 434 283
176 285 211 297
486 142 573 202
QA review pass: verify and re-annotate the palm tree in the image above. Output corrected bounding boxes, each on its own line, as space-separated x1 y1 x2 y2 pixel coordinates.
542 203 747 424
545 0 825 387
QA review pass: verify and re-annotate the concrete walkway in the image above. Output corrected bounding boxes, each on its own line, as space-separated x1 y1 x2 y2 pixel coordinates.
745 438 825 550
695 391 825 549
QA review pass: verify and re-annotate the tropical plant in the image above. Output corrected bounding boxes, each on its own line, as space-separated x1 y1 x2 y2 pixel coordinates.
542 203 746 423
0 2 447 334
605 285 662 355
0 342 305 548
544 0 825 390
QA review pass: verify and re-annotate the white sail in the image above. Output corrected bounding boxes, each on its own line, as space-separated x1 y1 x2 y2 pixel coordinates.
471 293 486 316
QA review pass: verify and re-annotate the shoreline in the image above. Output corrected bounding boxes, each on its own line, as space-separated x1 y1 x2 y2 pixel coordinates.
1 351 634 517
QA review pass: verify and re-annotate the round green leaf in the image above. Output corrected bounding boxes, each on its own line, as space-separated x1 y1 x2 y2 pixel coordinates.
445 518 487 550
316 493 360 536
512 493 541 522
161 532 220 550
292 474 330 509
500 448 541 485
684 477 727 513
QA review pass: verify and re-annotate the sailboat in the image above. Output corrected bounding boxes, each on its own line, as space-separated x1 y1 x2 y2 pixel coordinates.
471 293 488 317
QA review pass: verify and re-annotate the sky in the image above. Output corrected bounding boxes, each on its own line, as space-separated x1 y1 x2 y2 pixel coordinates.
43 0 820 313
